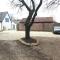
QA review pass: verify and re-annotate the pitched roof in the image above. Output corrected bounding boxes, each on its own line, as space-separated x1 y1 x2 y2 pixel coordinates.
0 11 8 22
12 20 20 24
20 17 53 23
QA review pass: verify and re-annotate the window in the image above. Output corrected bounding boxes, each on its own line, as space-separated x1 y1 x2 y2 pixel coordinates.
5 18 9 22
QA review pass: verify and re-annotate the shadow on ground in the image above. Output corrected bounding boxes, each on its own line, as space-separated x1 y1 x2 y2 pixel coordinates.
0 40 52 60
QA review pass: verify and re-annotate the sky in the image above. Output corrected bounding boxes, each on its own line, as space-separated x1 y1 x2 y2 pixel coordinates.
0 0 60 23
0 0 29 19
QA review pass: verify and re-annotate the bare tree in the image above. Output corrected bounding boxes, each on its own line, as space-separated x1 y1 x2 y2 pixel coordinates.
10 0 42 43
9 0 60 44
46 0 60 8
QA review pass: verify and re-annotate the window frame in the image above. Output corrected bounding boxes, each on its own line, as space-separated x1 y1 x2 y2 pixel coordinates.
5 18 9 22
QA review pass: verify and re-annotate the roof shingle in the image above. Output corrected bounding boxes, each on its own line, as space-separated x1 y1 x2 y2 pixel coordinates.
0 12 8 22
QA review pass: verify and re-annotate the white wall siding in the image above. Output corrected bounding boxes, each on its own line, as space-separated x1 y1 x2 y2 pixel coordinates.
2 14 12 30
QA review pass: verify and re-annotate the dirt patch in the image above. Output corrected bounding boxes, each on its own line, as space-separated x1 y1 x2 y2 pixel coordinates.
0 35 60 60
21 38 37 43
0 40 52 60
32 37 60 60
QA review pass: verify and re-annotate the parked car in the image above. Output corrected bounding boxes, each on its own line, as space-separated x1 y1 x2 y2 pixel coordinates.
53 23 60 34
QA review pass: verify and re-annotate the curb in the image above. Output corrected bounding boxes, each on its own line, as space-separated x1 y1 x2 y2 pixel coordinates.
19 39 39 46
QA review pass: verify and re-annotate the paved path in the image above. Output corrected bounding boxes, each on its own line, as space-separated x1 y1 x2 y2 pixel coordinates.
0 31 60 40
0 31 24 40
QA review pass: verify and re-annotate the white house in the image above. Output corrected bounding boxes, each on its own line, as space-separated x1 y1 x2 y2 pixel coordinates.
0 11 18 31
0 12 12 31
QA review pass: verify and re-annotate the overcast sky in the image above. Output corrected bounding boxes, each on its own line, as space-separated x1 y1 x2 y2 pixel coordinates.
0 0 60 23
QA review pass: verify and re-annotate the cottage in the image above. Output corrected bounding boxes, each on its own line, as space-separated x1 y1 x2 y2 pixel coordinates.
0 12 12 31
17 17 54 31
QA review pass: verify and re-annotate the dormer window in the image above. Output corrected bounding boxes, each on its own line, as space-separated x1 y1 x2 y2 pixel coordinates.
5 18 9 22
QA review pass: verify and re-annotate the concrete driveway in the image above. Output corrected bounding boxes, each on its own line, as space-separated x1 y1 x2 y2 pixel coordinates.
0 31 24 40
0 31 60 40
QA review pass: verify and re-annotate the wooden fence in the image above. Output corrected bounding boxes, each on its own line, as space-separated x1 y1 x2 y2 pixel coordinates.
17 22 54 31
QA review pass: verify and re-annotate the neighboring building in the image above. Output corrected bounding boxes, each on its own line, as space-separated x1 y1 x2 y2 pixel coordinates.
0 12 12 31
12 20 20 30
0 11 20 31
17 17 54 31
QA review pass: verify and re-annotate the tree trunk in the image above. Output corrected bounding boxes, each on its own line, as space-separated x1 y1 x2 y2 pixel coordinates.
25 25 30 39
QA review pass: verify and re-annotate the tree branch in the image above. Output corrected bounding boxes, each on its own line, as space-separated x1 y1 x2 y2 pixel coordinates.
29 0 42 27
19 0 31 11
31 0 35 11
35 0 42 13
25 11 33 26
46 0 60 8
47 0 56 8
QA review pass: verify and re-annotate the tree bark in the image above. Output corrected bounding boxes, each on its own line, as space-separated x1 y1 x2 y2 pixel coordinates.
24 12 33 40
25 25 30 39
